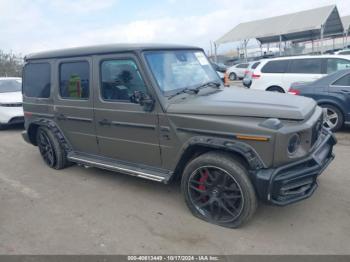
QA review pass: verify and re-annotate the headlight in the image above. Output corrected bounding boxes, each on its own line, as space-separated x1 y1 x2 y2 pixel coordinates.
288 133 301 155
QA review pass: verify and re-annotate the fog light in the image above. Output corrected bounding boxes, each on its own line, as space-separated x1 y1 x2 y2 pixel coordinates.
288 133 301 155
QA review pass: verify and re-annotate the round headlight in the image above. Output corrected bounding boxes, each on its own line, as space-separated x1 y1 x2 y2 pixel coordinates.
288 133 301 155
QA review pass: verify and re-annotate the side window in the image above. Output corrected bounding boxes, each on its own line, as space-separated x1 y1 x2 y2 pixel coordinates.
251 62 260 69
23 63 51 98
288 59 322 74
261 60 289 73
332 74 350 86
327 59 350 74
59 61 89 99
100 59 146 102
236 63 249 68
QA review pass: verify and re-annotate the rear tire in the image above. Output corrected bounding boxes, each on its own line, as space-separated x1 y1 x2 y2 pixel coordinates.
181 152 257 228
266 86 285 93
229 72 237 81
320 104 343 132
36 126 68 170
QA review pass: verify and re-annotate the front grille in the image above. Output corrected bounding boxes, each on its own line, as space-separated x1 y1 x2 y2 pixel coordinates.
311 116 323 147
0 103 23 107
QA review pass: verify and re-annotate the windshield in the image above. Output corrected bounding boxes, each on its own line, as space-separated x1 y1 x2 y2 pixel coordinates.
0 79 22 93
144 50 220 95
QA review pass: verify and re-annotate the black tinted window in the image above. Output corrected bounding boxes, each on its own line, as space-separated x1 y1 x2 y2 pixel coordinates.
333 74 350 86
261 60 289 73
288 59 322 74
252 62 260 69
23 63 51 98
101 59 146 102
59 61 89 99
236 63 249 68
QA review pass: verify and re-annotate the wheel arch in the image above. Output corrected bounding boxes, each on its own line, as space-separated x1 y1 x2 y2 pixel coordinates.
27 119 72 152
173 136 266 179
266 85 285 93
317 100 346 118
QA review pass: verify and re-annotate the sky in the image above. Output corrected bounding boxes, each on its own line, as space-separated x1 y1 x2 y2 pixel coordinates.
1 0 349 56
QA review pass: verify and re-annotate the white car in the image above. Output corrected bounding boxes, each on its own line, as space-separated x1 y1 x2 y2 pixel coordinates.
0 77 24 129
250 55 350 92
226 62 250 80
334 49 350 55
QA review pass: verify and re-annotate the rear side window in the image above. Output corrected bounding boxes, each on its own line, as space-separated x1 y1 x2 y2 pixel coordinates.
327 58 350 74
23 63 51 98
332 74 350 86
59 61 89 99
251 62 260 69
261 60 289 73
236 63 249 68
288 59 322 74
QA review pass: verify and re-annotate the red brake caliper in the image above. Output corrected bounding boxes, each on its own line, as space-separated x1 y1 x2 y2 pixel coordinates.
198 170 209 201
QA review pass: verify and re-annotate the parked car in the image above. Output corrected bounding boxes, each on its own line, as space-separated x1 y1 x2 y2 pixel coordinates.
22 44 336 228
334 49 350 55
250 55 350 93
211 61 227 73
0 77 24 129
289 69 350 131
226 62 250 80
242 61 261 88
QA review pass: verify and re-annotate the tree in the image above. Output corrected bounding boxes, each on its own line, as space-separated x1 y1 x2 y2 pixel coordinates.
0 50 24 77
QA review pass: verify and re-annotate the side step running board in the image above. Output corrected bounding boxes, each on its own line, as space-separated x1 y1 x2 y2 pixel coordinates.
67 152 173 183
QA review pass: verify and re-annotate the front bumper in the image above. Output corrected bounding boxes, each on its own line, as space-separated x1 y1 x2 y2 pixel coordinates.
253 128 336 206
0 106 24 125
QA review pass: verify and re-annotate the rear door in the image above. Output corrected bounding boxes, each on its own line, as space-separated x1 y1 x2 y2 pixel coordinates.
93 53 161 167
282 58 323 91
53 57 98 154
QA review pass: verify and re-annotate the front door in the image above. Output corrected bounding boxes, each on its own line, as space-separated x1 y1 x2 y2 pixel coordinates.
93 53 161 167
53 57 98 154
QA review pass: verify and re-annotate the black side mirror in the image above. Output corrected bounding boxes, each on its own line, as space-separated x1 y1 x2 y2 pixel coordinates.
131 91 155 111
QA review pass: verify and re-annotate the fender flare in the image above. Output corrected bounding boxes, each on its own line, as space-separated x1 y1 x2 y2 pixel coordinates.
27 118 72 153
174 136 266 173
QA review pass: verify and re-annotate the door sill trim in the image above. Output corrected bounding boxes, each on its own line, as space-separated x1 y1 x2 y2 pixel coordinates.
68 152 172 183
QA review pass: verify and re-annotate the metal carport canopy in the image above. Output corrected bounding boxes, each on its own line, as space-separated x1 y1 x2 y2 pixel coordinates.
216 5 344 45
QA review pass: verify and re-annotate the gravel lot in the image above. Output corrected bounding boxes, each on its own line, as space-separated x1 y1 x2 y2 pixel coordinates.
0 125 349 255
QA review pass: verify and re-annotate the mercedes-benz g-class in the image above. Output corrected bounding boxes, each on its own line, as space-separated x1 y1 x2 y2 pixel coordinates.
22 44 336 228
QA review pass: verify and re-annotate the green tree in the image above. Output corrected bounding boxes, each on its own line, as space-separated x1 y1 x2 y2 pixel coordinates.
0 50 23 77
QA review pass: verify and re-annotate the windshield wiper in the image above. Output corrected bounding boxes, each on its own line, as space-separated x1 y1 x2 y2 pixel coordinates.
193 81 221 92
168 88 199 100
167 81 221 100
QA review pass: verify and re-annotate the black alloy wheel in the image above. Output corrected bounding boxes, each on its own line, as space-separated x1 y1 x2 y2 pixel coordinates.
37 128 57 168
188 166 244 224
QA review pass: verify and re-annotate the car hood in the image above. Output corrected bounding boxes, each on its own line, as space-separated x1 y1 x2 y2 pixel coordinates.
167 88 316 120
0 92 23 104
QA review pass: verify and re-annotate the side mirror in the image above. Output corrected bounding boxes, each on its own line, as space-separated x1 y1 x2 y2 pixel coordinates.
131 91 155 111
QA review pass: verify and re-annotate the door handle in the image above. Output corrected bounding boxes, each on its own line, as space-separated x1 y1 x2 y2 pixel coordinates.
99 119 112 126
341 89 350 93
56 114 67 121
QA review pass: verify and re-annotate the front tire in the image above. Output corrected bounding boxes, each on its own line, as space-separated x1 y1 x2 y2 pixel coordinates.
181 152 257 228
36 126 68 169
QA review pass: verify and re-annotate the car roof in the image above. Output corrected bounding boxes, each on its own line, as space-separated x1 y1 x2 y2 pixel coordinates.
261 54 350 62
25 43 202 61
